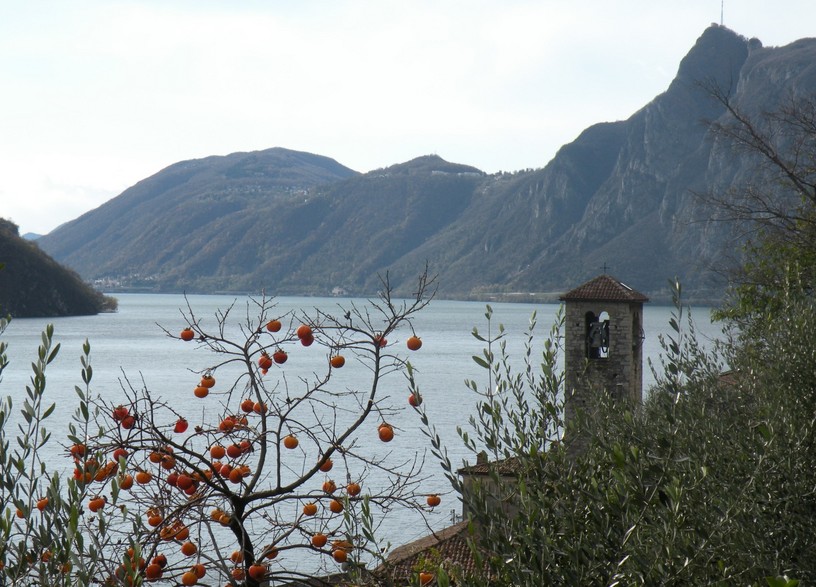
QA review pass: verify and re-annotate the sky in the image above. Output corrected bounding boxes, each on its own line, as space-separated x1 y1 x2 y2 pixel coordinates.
2 1 816 236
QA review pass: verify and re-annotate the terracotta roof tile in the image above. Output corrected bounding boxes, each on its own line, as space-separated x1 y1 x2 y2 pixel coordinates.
457 456 521 476
280 523 485 586
560 274 649 303
375 521 485 584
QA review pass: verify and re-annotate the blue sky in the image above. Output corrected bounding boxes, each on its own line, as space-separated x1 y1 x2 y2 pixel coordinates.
2 0 815 235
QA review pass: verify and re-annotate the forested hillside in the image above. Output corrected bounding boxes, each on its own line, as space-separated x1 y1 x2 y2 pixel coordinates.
0 219 116 317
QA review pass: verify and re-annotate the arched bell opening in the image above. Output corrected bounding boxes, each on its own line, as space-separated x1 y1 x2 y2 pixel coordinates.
585 310 610 359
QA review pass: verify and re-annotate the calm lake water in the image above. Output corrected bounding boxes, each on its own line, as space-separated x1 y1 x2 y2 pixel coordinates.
1 293 724 568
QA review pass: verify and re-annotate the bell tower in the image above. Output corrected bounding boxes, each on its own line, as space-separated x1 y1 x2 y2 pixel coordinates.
560 274 648 429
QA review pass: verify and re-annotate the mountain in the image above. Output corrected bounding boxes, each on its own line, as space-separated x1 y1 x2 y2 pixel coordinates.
0 219 117 318
36 26 816 302
37 148 359 292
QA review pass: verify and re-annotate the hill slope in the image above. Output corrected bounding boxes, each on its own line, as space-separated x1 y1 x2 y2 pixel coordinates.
37 148 359 291
0 219 116 317
36 26 816 301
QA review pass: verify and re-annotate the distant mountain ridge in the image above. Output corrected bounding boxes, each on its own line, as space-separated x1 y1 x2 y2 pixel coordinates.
36 25 816 302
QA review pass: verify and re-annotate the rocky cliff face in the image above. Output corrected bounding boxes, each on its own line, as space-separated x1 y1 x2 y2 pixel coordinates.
37 26 816 301
515 25 753 296
454 25 816 299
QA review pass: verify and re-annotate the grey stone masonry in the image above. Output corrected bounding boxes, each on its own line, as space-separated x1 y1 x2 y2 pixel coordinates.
560 275 648 452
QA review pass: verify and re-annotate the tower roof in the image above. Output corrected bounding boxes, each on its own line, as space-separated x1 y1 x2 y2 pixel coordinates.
560 274 649 303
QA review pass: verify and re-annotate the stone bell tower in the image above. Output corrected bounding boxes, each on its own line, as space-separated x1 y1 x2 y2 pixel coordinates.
560 274 649 429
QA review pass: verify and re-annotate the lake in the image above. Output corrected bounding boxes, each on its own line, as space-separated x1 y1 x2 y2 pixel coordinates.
0 293 724 571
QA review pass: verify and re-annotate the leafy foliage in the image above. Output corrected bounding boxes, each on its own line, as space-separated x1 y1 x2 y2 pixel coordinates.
0 317 105 585
422 281 816 585
409 72 816 587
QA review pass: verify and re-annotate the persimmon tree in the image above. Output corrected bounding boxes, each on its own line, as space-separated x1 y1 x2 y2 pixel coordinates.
79 272 438 586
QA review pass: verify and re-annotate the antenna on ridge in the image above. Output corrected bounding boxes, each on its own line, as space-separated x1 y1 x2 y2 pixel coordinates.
721 0 724 25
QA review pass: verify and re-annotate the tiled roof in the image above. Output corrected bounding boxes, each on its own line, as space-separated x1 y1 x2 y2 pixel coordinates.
278 523 486 586
560 274 649 303
375 521 485 584
457 456 521 476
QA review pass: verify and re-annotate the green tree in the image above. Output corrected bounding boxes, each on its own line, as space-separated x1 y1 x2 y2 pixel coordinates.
422 87 816 586
0 268 438 587
0 317 106 585
420 282 814 585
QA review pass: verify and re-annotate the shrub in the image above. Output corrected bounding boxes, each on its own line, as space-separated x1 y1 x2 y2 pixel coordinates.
421 283 814 585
